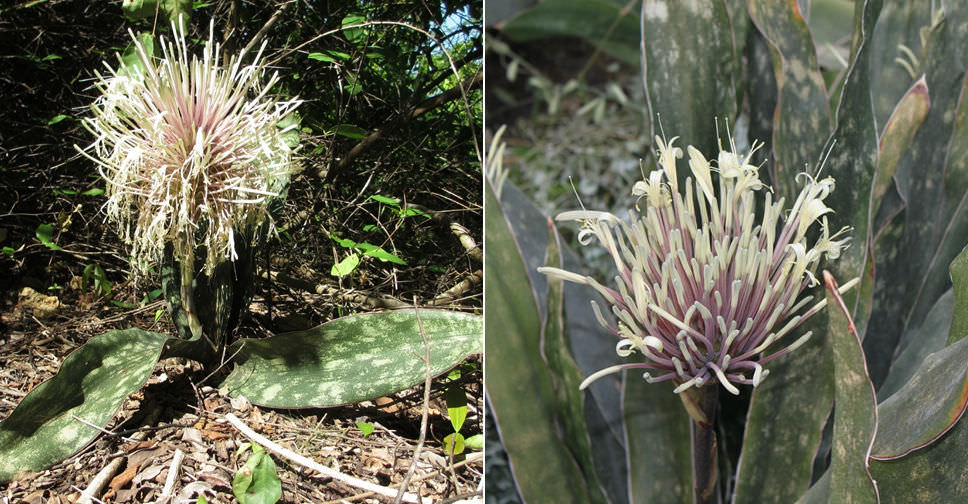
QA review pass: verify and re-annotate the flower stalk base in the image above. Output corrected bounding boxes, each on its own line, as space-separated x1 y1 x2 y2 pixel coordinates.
691 386 719 504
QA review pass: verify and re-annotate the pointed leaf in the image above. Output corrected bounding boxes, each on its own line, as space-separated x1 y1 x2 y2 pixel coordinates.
483 182 591 503
823 271 878 503
222 310 481 408
34 223 61 251
820 0 882 315
869 6 968 377
641 0 738 161
733 309 833 504
232 445 282 504
854 78 930 340
542 222 608 503
748 0 832 202
498 182 629 503
0 329 171 481
872 77 929 221
624 378 691 504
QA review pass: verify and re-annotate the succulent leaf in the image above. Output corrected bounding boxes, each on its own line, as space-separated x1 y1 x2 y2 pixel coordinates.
222 309 481 408
0 329 171 481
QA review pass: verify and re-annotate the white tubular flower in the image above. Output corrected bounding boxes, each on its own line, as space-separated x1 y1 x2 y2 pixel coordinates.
78 20 301 275
543 134 856 395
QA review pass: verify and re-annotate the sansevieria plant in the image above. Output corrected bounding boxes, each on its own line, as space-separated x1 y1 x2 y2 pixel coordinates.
80 19 300 355
0 14 481 482
486 1 968 503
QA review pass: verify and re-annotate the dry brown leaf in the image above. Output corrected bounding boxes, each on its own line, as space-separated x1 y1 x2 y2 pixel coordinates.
108 463 139 490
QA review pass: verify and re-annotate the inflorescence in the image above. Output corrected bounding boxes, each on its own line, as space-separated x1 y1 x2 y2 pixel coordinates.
539 135 856 395
78 20 300 275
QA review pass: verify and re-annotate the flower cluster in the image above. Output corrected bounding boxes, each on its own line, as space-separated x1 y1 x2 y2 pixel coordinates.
79 21 300 275
539 136 855 394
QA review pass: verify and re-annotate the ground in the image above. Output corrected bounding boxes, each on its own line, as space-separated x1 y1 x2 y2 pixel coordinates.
1 237 482 503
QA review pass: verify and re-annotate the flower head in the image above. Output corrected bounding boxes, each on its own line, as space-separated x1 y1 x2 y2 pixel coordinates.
79 21 300 275
539 135 855 395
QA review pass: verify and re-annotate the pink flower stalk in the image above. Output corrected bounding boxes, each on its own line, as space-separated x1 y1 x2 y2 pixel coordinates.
539 136 856 395
78 21 300 275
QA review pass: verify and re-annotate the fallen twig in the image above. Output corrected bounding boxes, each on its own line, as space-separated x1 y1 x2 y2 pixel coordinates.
222 413 431 504
430 270 482 306
448 222 482 263
77 407 159 504
331 452 482 504
158 448 184 502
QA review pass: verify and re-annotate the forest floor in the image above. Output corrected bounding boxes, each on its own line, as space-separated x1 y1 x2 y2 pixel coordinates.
0 242 483 503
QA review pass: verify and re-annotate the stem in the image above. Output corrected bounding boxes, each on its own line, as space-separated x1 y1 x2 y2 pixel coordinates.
691 386 719 504
179 255 203 340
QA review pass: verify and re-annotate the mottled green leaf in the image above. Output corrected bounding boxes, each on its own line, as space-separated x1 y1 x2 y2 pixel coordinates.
641 0 738 161
871 336 968 460
870 400 968 502
820 0 881 315
868 1 931 126
749 0 832 202
222 309 481 408
0 329 171 481
878 290 952 399
483 182 590 503
624 378 691 504
746 28 779 171
854 74 930 340
823 271 878 503
501 0 640 64
733 308 833 504
948 244 968 345
795 469 831 504
543 224 607 503
864 4 968 389
902 75 968 341
498 183 628 503
871 77 929 222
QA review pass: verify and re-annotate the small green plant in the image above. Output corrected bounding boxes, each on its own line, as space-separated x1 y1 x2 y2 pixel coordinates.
356 421 375 437
81 263 112 298
442 369 469 458
34 223 61 251
328 232 406 278
232 443 282 504
370 194 431 220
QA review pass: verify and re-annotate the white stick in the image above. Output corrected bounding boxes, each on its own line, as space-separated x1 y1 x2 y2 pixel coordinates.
77 459 123 504
223 413 430 504
159 448 184 501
